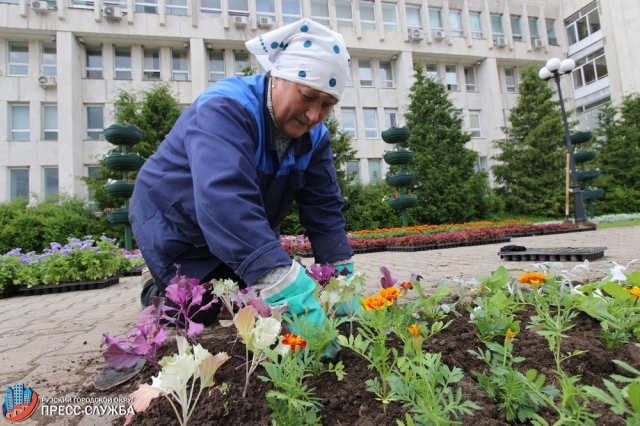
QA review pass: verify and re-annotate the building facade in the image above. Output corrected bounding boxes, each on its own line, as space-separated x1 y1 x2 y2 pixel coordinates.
0 0 638 203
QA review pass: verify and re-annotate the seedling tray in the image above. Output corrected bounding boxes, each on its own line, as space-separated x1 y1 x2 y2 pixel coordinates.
17 276 120 296
498 247 607 262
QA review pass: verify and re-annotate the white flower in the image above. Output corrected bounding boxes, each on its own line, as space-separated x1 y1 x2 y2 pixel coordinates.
610 262 628 283
249 317 281 351
212 278 238 297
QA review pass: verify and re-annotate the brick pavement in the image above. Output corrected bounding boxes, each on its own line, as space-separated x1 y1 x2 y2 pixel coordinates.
0 225 637 425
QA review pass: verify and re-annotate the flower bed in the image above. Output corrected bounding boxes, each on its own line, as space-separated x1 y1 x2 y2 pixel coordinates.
96 260 640 426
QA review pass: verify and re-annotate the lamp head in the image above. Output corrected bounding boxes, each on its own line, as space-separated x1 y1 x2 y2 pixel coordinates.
545 57 561 73
560 58 576 74
538 67 553 81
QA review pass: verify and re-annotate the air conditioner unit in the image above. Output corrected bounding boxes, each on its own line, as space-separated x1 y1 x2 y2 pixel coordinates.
495 36 507 47
37 75 56 88
232 15 248 27
258 16 274 28
31 0 50 14
407 28 425 42
533 38 544 49
434 30 446 41
103 5 123 20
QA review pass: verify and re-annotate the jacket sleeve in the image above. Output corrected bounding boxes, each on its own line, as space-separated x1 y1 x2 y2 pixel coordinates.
184 96 292 285
296 129 354 264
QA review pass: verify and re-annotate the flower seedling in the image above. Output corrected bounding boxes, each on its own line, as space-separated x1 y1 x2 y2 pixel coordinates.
128 336 230 426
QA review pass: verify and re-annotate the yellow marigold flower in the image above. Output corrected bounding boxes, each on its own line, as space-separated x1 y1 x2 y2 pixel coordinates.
282 333 307 351
400 282 413 290
518 272 547 286
623 286 640 298
363 295 387 310
407 324 421 337
506 329 517 339
379 287 401 302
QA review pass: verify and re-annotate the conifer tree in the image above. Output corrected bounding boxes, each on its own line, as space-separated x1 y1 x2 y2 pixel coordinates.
593 94 640 213
403 63 493 224
491 66 567 217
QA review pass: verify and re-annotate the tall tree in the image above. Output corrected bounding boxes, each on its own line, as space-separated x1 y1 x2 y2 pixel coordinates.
491 66 567 217
82 83 182 211
403 63 493 225
593 94 640 213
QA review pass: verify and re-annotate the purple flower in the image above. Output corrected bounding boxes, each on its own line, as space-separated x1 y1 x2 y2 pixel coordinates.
380 266 397 288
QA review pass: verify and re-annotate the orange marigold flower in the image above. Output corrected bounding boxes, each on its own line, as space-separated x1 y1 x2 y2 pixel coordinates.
379 287 401 302
363 295 387 310
282 333 307 351
506 329 517 339
623 286 640 298
518 272 547 286
407 324 421 337
400 282 413 290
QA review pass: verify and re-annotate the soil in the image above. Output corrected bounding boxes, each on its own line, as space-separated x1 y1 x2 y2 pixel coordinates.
85 299 639 426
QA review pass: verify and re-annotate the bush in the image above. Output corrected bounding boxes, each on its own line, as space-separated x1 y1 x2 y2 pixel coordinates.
343 180 403 231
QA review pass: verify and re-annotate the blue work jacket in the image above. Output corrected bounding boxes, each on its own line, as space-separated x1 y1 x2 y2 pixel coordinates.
129 74 353 286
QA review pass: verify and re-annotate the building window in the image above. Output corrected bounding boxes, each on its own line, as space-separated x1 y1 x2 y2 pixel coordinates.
572 49 608 89
166 0 188 15
310 0 329 26
379 61 394 88
490 14 504 41
135 0 158 13
475 156 488 173
529 18 540 44
256 0 275 21
405 5 422 30
565 3 600 46
384 108 398 129
114 46 132 79
429 8 443 36
345 62 353 86
469 12 482 39
381 3 397 31
463 66 477 92
200 0 222 17
10 169 29 201
505 68 517 93
346 160 360 184
511 16 522 42
10 104 30 141
44 167 59 200
363 108 378 138
335 0 353 28
70 0 93 8
449 10 463 37
85 46 103 79
87 166 101 211
368 159 381 182
9 41 29 76
41 43 57 77
172 49 189 81
426 64 438 80
43 105 58 140
281 0 300 23
358 59 373 87
340 108 356 138
208 51 225 82
546 20 558 46
102 0 128 8
359 1 376 29
228 0 248 16
469 111 482 137
86 105 104 140
143 48 161 80
576 96 610 130
445 65 458 91
234 52 249 76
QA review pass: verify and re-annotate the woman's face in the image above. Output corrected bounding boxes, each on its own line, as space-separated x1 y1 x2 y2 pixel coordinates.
271 77 338 138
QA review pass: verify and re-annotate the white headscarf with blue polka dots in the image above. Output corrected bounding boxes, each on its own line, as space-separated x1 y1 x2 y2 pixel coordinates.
246 19 351 101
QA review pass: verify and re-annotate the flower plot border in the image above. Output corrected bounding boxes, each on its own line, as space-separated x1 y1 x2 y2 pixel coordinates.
118 263 147 277
16 276 120 297
498 246 607 262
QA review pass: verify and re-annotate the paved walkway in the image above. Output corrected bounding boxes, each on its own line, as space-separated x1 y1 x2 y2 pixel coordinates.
1 225 638 425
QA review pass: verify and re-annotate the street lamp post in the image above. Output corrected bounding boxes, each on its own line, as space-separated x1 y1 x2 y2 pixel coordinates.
539 58 587 225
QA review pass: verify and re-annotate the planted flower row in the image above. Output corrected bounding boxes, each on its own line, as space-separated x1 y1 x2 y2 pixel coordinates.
105 258 640 425
280 222 597 256
0 236 145 291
